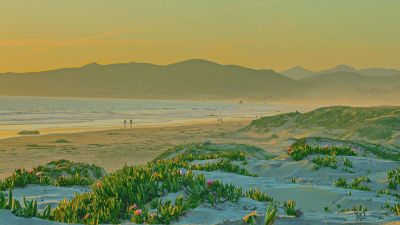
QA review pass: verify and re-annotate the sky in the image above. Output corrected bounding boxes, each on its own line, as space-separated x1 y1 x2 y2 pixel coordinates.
0 0 399 73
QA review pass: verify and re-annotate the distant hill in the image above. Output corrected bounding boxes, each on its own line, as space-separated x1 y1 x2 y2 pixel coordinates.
302 71 400 89
1 59 400 104
245 106 400 144
282 64 400 80
319 64 357 74
280 66 316 80
0 59 302 101
320 65 400 77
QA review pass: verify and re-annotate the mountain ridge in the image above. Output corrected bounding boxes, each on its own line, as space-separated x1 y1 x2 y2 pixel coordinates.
281 64 400 80
1 59 400 104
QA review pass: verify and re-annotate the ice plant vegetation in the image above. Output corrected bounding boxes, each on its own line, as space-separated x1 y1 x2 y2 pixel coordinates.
43 149 274 224
0 160 104 191
312 156 338 169
264 203 278 225
0 190 52 219
334 177 371 191
243 211 257 225
283 199 303 217
340 205 368 221
245 188 274 202
392 204 400 216
343 158 353 168
288 139 356 161
387 168 400 190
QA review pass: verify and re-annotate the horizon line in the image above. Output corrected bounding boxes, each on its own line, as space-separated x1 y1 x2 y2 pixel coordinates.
1 58 399 74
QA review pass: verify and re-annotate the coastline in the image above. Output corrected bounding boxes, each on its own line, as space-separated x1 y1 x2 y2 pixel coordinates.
0 117 253 140
0 118 255 179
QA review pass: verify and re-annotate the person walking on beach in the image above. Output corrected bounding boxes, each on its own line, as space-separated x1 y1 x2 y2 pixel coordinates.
130 119 133 128
124 120 127 128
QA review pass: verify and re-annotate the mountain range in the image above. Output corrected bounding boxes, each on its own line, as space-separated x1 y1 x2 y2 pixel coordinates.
1 59 400 104
281 64 400 80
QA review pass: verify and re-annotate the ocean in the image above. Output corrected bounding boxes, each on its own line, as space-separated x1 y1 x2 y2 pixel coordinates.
0 96 303 133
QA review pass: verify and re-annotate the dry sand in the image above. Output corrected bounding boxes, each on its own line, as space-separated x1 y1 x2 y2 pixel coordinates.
1 119 400 224
0 118 265 179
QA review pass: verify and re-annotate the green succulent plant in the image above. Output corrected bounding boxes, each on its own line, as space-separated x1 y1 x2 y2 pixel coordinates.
392 204 400 216
343 158 353 168
313 156 338 169
2 148 275 225
334 177 371 191
245 188 273 202
283 200 302 217
264 203 277 225
288 139 356 161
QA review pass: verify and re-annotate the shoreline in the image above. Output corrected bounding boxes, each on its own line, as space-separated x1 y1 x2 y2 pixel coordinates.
0 118 254 179
0 117 253 140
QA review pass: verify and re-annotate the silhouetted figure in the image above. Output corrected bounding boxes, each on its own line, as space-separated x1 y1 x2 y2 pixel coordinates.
130 119 133 128
124 120 127 128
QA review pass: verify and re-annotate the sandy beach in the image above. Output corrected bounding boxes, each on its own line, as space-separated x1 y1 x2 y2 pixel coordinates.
0 117 252 140
0 118 258 179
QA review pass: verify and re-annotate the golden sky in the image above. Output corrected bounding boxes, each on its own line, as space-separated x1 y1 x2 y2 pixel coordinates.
1 0 399 72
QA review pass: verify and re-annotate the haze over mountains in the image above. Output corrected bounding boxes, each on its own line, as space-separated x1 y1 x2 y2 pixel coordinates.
1 59 400 105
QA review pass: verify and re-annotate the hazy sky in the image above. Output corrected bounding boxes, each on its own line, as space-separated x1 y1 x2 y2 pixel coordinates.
1 0 399 72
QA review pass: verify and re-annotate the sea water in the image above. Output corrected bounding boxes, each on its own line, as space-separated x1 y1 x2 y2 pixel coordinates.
0 96 303 133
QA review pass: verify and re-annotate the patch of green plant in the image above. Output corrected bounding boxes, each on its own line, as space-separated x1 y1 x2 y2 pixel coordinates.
340 205 367 221
0 160 105 191
334 176 371 191
36 159 104 180
334 178 347 188
357 142 400 161
246 106 400 152
0 168 50 191
155 142 273 161
244 112 301 132
53 139 72 143
387 168 400 190
264 203 278 225
187 159 257 177
288 139 356 161
270 133 279 139
18 130 40 135
242 211 257 225
343 158 353 168
244 188 273 202
283 200 302 217
313 156 338 169
54 174 94 187
0 190 52 219
49 149 276 225
392 203 400 216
